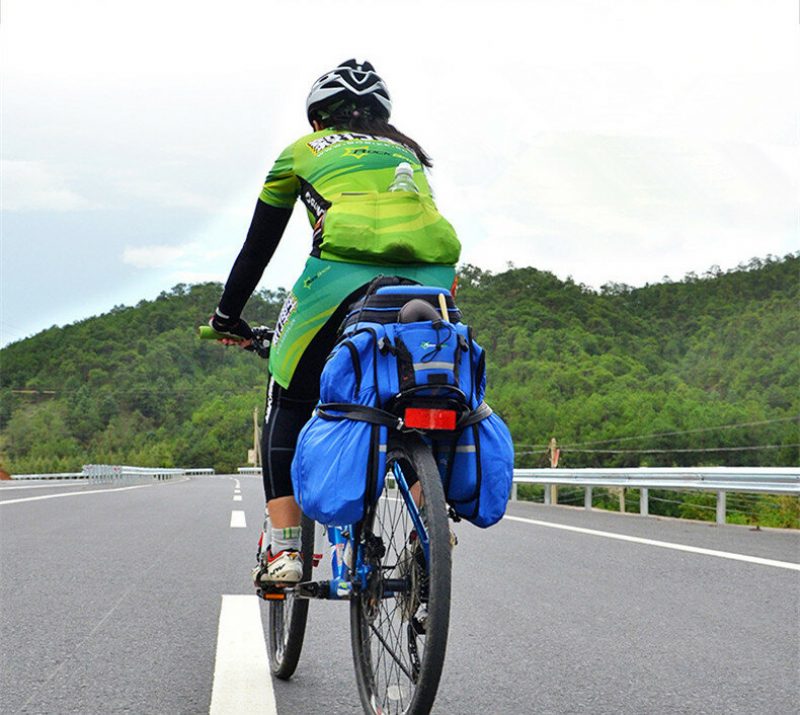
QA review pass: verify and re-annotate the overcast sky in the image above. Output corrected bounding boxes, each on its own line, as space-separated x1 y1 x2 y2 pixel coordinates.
2 0 797 346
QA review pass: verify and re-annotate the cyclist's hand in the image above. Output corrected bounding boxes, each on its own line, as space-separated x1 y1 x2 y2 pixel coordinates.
209 312 254 347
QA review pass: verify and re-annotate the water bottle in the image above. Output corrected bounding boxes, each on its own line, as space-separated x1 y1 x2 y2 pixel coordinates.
388 162 419 193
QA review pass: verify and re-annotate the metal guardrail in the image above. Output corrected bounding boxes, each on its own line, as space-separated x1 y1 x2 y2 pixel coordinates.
512 467 800 524
9 472 87 480
10 465 797 526
11 465 215 481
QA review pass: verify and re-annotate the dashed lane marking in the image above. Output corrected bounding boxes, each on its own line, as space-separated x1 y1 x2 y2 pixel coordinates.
233 495 243 502
504 515 800 571
209 595 276 715
230 511 247 528
0 484 153 506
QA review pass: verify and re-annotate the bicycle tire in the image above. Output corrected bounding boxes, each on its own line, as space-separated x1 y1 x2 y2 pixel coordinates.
350 433 452 714
267 512 315 679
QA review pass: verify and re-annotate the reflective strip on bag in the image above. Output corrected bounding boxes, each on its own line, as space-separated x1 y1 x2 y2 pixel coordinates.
413 361 455 371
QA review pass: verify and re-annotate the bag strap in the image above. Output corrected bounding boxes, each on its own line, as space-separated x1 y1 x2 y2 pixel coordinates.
394 336 416 392
317 403 403 429
319 400 492 431
457 401 493 427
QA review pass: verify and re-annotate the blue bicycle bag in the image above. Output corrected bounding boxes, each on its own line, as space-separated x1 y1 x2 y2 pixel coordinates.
431 413 515 527
291 285 514 527
293 416 387 526
320 320 485 409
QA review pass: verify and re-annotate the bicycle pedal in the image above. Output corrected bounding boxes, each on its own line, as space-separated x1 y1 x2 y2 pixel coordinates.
294 580 327 599
257 586 286 601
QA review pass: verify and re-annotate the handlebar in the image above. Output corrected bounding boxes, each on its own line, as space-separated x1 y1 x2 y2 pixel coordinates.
198 325 274 360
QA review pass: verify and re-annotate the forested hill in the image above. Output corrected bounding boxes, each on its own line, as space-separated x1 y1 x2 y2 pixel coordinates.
1 254 797 481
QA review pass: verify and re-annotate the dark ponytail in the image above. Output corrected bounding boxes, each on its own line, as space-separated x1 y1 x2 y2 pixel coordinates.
325 105 433 168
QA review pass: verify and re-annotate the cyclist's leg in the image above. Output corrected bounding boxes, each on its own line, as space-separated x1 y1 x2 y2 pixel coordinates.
255 377 313 584
258 284 371 582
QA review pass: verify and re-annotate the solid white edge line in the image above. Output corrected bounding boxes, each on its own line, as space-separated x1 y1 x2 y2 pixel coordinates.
230 511 247 528
0 484 153 506
209 595 276 715
504 515 800 571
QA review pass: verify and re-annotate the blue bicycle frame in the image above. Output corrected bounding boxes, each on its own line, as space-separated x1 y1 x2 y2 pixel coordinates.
309 458 429 601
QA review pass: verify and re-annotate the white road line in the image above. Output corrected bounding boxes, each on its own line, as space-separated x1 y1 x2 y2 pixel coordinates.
233 495 243 502
0 484 152 506
504 515 800 571
209 595 276 715
234 480 240 489
0 481 91 490
230 511 247 528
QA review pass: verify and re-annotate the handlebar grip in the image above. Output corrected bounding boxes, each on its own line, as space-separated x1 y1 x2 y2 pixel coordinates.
198 325 245 341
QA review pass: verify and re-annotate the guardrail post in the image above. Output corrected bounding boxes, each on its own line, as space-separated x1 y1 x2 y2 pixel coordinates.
716 490 726 525
584 486 592 511
511 483 518 501
640 488 649 516
543 484 551 505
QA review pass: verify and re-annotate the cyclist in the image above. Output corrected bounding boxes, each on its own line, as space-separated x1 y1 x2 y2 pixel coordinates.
210 59 461 587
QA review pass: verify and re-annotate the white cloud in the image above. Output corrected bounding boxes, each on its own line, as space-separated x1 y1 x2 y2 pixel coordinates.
1 160 94 211
113 176 228 212
170 271 228 284
122 244 191 268
448 133 798 285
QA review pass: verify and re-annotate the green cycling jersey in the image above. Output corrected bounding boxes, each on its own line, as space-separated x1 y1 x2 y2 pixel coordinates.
260 128 461 265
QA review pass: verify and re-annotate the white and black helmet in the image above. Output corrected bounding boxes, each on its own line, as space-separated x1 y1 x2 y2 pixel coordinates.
306 59 392 124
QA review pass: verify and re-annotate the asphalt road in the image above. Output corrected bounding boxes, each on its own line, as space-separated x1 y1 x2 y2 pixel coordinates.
1 476 797 714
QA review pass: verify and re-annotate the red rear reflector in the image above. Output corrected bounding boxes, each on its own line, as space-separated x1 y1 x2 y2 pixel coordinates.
404 407 457 430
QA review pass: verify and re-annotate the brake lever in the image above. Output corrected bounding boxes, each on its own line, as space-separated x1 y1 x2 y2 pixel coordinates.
246 340 270 359
245 327 274 360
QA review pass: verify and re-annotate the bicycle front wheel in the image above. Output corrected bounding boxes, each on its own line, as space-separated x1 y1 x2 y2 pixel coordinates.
267 512 314 679
351 434 452 715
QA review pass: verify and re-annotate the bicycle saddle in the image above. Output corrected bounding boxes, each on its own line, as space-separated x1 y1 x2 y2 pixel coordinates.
398 299 442 324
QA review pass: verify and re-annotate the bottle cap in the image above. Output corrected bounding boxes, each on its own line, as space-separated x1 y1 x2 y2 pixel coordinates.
396 162 413 175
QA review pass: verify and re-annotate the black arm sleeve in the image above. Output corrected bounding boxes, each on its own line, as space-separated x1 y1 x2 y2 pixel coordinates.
217 200 293 319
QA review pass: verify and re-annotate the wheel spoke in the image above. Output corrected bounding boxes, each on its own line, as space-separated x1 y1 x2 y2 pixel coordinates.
368 620 415 681
352 439 450 714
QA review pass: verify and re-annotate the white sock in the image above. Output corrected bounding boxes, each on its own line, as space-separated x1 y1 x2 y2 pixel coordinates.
271 526 301 555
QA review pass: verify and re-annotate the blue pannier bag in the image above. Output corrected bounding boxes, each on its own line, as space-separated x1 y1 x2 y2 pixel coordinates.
432 412 514 527
292 415 388 526
291 283 514 527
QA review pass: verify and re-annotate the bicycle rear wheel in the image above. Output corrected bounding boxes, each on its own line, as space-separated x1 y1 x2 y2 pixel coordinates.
267 512 315 679
350 434 452 715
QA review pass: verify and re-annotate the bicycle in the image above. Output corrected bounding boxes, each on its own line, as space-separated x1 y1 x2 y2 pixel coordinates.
200 321 456 714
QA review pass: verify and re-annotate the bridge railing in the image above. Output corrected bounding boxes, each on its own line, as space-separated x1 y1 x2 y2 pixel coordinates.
512 467 800 524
